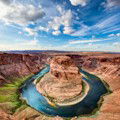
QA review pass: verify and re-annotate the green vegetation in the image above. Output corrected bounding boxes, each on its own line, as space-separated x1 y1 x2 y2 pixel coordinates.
80 81 86 96
64 118 71 120
0 75 33 114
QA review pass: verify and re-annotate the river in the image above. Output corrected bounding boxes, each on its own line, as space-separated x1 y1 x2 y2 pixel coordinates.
21 65 109 117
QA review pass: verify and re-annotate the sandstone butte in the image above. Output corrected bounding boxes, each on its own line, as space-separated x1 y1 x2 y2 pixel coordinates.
36 56 83 103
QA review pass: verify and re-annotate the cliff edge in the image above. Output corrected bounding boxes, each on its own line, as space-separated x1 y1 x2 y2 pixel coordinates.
36 56 83 103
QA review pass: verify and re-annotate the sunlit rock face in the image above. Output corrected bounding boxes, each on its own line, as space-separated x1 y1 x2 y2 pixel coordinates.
36 56 83 102
50 56 80 81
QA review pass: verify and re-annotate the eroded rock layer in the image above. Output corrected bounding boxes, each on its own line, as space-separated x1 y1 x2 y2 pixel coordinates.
36 56 83 102
0 52 49 86
0 52 120 120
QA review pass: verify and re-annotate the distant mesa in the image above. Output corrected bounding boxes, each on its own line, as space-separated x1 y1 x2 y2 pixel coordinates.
36 56 83 103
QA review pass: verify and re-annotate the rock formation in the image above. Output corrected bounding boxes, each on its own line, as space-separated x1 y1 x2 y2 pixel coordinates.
0 52 49 86
0 109 15 120
36 56 83 102
0 52 120 120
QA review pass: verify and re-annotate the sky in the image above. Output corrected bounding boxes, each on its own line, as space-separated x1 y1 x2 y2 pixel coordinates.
0 0 120 52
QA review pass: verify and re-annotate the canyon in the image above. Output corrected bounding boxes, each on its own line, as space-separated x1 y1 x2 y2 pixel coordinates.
0 51 120 120
36 56 83 103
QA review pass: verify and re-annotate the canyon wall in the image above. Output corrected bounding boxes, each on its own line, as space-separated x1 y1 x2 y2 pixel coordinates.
0 52 120 120
68 53 120 120
0 52 120 89
69 53 120 90
0 52 49 85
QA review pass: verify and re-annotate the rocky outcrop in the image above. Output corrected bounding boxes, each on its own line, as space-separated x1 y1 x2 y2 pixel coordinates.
0 53 49 86
36 56 83 102
50 56 81 82
69 53 120 120
14 106 64 120
68 54 120 86
0 109 15 120
0 52 120 120
0 75 7 86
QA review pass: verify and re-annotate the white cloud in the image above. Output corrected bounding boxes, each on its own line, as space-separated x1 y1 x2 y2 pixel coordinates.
69 39 107 44
38 26 49 32
0 39 39 50
113 42 120 48
117 33 120 37
48 5 74 35
105 0 120 8
23 39 39 46
108 33 120 37
52 30 61 35
56 5 64 14
24 25 50 36
0 0 11 5
108 33 115 37
0 0 45 25
24 27 37 36
18 31 23 35
69 0 87 6
71 24 89 36
63 26 74 34
14 38 39 46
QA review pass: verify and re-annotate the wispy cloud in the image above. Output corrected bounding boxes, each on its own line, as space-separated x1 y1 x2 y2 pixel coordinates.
95 14 120 29
103 0 120 9
113 42 120 46
72 13 120 36
24 27 37 36
21 39 39 46
108 33 120 37
69 39 102 44
69 38 108 44
0 38 39 50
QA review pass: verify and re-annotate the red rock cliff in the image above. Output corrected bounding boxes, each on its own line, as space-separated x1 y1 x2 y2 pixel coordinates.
0 52 49 85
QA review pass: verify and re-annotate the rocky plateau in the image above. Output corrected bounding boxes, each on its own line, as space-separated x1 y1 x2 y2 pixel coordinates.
36 56 83 103
0 51 120 120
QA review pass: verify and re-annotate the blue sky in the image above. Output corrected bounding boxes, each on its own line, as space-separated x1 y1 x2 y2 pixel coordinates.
0 0 120 52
